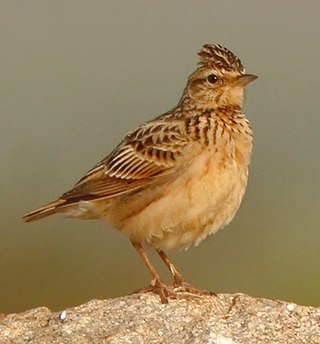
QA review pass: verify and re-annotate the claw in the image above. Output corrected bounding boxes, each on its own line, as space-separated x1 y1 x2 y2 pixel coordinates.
172 280 217 297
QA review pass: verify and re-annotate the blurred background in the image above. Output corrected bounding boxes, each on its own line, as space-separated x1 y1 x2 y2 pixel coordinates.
1 1 319 314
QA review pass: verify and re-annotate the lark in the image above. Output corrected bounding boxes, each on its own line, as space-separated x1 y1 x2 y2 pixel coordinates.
23 44 257 303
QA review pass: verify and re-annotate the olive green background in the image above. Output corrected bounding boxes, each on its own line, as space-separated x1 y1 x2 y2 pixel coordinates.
1 1 319 313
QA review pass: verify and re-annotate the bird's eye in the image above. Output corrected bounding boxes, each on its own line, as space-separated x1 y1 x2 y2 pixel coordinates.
207 74 218 84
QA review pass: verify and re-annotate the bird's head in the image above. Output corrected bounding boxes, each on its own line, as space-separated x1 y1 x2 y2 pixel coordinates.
186 44 257 110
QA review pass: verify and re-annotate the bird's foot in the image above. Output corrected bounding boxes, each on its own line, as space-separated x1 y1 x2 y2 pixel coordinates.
132 278 178 303
171 279 217 298
132 278 216 303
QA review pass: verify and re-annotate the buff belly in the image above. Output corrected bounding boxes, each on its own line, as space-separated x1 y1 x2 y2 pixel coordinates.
78 147 249 251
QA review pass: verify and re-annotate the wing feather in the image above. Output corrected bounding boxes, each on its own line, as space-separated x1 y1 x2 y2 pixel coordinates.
60 119 189 202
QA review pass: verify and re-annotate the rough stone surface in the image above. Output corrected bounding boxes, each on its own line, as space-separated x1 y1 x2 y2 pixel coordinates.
0 293 319 343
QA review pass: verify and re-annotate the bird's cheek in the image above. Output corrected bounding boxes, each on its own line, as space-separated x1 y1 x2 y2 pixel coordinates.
188 81 208 104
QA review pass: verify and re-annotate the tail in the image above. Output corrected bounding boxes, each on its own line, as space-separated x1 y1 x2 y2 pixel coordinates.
22 199 67 222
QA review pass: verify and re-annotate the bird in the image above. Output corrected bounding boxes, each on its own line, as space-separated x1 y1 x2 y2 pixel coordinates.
23 44 257 303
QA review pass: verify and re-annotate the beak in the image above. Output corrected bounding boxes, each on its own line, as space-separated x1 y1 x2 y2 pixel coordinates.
235 74 258 86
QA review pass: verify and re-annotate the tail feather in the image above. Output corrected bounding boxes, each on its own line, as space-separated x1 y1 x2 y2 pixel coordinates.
22 199 67 222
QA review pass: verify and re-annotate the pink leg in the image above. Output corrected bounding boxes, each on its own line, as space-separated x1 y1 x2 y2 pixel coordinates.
131 241 170 303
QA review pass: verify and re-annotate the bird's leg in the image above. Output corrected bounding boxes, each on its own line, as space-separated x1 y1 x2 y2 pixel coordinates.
132 241 161 286
156 249 186 285
131 241 171 303
156 249 216 297
132 243 215 301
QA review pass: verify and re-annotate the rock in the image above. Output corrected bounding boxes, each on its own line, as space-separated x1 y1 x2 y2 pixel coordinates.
0 293 319 343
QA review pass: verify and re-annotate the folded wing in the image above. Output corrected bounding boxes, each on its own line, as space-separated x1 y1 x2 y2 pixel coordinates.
61 119 189 202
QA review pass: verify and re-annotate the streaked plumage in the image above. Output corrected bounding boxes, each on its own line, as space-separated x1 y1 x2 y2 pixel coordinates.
23 44 257 302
